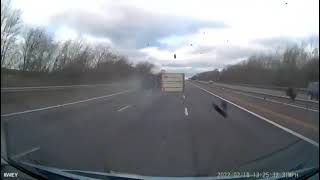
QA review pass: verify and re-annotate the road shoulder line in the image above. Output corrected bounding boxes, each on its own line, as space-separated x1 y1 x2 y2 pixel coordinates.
1 83 113 92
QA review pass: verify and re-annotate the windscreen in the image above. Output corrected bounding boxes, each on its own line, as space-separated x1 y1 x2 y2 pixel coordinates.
1 0 319 179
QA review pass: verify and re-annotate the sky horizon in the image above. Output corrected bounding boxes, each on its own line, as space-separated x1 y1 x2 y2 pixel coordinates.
12 0 319 77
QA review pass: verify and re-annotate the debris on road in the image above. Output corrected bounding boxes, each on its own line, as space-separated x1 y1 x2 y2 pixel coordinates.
212 100 228 118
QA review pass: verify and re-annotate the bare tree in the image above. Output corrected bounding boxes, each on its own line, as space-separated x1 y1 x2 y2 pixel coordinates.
91 44 110 66
193 44 319 88
52 40 72 72
1 0 21 67
135 61 155 75
20 27 56 72
57 40 94 75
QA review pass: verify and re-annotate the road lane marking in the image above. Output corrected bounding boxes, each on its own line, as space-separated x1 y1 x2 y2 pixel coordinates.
11 147 40 159
189 82 319 148
1 90 134 117
225 92 318 132
185 107 189 116
266 98 319 112
224 88 319 112
117 105 132 112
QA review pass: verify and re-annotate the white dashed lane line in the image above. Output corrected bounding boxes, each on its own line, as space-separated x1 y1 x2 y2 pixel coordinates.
117 105 132 112
185 107 189 116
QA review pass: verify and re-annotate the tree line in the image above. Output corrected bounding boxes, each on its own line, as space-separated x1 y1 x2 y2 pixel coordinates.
191 44 319 88
1 0 154 84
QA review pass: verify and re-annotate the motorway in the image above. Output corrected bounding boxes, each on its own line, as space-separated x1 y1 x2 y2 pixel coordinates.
1 80 319 177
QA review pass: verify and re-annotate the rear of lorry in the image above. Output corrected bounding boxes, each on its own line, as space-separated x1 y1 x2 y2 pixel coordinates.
160 73 185 92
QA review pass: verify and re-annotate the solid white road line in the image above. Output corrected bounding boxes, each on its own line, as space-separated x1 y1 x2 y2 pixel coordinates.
1 90 134 117
117 105 132 112
1 83 113 92
11 147 40 159
185 107 189 116
190 82 319 148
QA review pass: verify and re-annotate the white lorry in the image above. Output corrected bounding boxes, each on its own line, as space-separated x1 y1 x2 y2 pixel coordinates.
160 73 185 92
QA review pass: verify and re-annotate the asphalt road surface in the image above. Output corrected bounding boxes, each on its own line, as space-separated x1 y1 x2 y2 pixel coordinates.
1 81 319 177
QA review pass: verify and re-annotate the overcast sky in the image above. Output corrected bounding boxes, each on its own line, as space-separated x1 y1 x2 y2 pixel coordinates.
12 0 319 77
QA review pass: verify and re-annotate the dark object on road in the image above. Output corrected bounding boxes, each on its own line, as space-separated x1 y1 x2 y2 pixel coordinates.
286 87 297 101
221 100 228 111
307 82 319 100
212 101 228 118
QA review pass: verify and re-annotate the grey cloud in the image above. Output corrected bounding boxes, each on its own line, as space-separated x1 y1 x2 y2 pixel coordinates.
215 45 258 60
150 45 259 76
252 35 319 49
190 45 216 54
122 44 260 76
116 48 148 61
161 60 225 76
160 65 214 78
50 6 227 48
189 45 257 61
252 37 297 48
189 44 256 59
162 62 219 68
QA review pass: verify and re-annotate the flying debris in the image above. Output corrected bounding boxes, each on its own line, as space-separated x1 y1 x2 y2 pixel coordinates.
212 101 228 118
